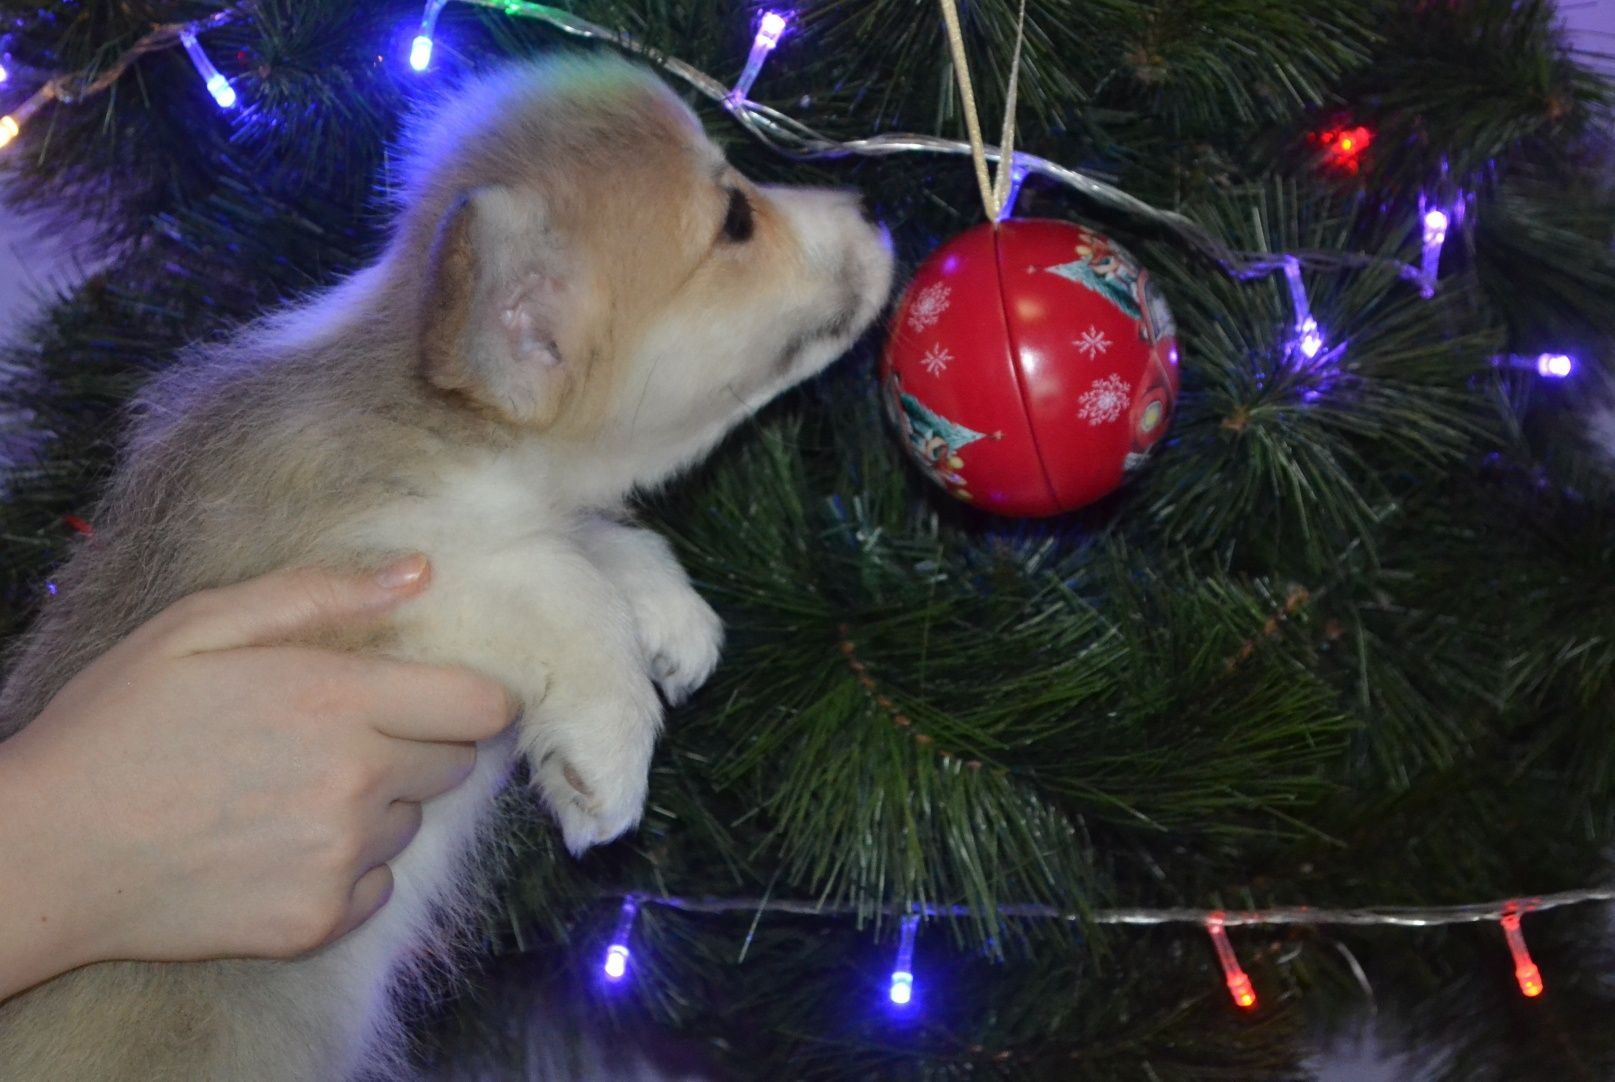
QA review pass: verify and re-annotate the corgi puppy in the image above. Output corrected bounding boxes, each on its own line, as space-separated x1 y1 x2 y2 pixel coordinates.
0 54 893 1081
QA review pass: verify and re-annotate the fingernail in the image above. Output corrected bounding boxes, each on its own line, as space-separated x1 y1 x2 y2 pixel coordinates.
376 554 429 591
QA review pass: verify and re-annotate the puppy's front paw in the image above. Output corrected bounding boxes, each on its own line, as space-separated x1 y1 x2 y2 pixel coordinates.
630 584 724 706
522 677 662 855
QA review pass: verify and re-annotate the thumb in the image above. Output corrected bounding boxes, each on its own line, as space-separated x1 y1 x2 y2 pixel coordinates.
156 556 431 655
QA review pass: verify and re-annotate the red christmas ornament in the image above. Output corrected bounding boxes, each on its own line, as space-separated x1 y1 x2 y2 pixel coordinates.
881 219 1180 518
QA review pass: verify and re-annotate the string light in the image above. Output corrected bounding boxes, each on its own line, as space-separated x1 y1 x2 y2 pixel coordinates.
0 59 9 84
178 29 236 110
1493 352 1576 379
1206 915 1258 1009
1500 912 1544 998
1314 123 1374 174
1282 257 1326 361
581 887 1610 1011
889 914 919 1006
1420 199 1450 295
728 10 789 105
410 0 451 72
0 8 242 152
0 87 50 151
996 157 1031 222
587 891 1608 1014
442 1 1435 289
0 0 1437 292
601 896 639 982
1538 353 1575 378
608 884 1615 928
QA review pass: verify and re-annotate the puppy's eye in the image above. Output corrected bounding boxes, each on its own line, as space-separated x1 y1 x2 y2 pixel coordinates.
720 188 754 243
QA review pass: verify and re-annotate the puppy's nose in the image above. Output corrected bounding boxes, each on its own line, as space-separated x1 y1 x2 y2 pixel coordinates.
856 192 880 225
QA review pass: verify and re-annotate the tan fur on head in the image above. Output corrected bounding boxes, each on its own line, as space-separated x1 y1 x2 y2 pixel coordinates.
397 55 891 494
0 53 891 1081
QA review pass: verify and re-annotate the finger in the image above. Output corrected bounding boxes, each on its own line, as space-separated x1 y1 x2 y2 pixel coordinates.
347 658 519 743
323 865 395 947
154 558 432 656
375 738 478 803
357 801 425 869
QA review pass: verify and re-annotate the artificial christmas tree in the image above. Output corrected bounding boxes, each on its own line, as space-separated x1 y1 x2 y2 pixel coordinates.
2 1 1613 1079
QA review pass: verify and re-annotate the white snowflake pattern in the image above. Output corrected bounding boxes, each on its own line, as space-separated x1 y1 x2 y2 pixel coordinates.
919 343 954 376
1073 325 1112 358
1077 373 1131 426
906 282 952 332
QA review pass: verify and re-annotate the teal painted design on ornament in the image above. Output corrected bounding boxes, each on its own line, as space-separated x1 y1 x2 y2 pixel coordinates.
885 373 994 502
896 389 988 455
1044 258 1141 320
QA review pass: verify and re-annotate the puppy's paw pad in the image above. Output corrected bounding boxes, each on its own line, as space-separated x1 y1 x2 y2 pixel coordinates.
522 683 659 856
561 761 594 799
533 754 642 856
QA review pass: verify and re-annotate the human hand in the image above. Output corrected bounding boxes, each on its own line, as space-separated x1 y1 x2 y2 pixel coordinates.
0 557 517 1000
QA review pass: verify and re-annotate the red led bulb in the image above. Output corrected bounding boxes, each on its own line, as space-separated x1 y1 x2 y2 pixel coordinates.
1310 123 1374 175
1206 915 1258 1010
1501 912 1544 998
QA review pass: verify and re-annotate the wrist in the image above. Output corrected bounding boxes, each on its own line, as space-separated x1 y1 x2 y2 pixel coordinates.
0 731 111 998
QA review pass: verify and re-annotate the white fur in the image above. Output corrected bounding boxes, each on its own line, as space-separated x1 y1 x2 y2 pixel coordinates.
293 436 725 1080
341 446 711 853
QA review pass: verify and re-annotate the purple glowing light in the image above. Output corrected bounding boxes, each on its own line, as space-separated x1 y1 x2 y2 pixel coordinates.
179 30 237 111
1281 257 1327 362
1492 352 1577 379
1419 202 1452 292
1297 317 1324 361
601 897 640 983
1418 187 1470 296
1537 353 1574 379
205 74 237 110
729 11 792 104
409 35 434 72
0 60 8 85
995 157 1031 222
409 0 449 73
757 11 789 51
888 914 920 1008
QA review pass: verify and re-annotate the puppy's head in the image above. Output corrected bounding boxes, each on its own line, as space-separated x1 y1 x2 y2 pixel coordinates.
399 56 893 489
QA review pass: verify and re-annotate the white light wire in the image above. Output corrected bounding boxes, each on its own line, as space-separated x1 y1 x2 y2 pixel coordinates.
472 0 1434 291
618 884 1615 928
2 0 1435 294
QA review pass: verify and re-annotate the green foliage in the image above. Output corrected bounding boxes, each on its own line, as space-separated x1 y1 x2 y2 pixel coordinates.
3 1 1615 1078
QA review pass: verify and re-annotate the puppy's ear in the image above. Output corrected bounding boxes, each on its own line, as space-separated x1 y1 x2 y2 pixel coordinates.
420 186 575 427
